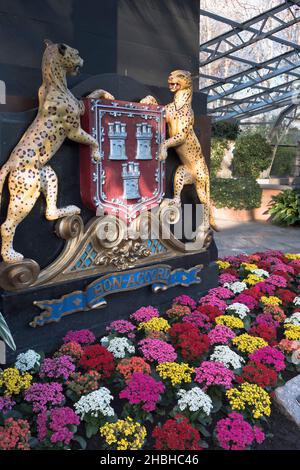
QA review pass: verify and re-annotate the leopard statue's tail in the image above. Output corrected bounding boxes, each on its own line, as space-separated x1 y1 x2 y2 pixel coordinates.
206 176 219 232
0 163 10 207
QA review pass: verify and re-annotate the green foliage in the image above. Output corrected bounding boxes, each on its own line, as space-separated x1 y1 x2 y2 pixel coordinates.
212 120 240 140
0 312 16 351
268 189 300 226
210 138 228 178
271 146 297 177
211 177 262 210
233 133 273 178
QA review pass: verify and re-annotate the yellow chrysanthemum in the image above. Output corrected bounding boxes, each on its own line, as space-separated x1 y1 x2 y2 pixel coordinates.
216 260 231 270
226 382 271 419
241 263 258 271
232 334 268 354
284 324 300 341
261 296 282 306
100 417 147 450
0 367 32 395
244 274 264 286
138 317 170 333
215 315 244 330
156 362 194 386
285 253 300 260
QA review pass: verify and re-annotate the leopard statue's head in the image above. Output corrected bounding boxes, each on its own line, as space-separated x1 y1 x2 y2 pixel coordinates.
44 39 84 76
168 70 192 93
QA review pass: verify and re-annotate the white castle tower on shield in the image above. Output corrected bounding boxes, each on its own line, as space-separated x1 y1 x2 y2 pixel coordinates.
135 123 153 160
108 121 127 160
122 162 141 200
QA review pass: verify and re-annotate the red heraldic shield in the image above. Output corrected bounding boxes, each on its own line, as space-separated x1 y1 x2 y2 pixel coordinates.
80 98 166 222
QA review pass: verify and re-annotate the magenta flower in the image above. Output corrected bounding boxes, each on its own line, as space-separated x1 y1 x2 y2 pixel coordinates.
208 324 236 345
194 361 235 390
119 373 165 412
219 273 238 285
130 306 159 323
39 355 75 380
249 345 286 372
106 320 136 335
199 295 227 312
182 311 212 331
266 275 287 288
138 338 177 363
215 412 265 450
208 287 234 299
172 295 197 309
233 293 258 310
255 313 279 328
37 407 80 445
63 329 95 345
24 382 64 413
0 396 15 414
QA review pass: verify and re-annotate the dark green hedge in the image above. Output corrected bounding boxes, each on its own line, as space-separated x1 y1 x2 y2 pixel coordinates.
211 177 262 210
233 133 273 178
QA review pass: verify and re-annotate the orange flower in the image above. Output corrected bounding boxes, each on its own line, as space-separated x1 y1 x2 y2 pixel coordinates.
117 356 151 382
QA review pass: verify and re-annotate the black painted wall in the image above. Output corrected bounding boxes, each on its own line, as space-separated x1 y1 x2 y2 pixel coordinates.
0 0 203 108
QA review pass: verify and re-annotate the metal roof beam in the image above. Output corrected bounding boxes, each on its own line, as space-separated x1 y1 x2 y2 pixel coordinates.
200 1 300 66
209 80 300 121
209 78 299 113
213 97 296 121
199 51 300 101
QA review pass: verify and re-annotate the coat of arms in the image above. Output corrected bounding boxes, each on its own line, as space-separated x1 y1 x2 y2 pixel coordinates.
80 99 166 222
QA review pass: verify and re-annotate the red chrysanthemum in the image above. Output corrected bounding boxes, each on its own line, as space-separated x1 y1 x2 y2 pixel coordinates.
152 415 202 450
79 344 115 378
194 305 223 321
239 361 278 388
168 323 209 362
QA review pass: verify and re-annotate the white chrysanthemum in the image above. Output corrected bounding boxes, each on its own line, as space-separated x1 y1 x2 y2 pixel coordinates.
15 349 41 372
226 302 250 319
251 268 269 278
293 297 300 306
210 345 245 370
285 312 300 326
101 336 135 359
224 281 247 294
74 387 114 418
177 387 213 415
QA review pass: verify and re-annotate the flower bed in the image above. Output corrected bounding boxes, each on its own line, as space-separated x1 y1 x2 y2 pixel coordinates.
0 251 300 450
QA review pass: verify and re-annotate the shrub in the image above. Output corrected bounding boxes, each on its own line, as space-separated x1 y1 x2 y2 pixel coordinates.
233 133 272 178
211 177 262 210
271 146 297 177
268 189 300 226
212 120 240 140
211 138 229 178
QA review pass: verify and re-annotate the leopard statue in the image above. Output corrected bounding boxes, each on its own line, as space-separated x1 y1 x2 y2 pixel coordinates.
141 70 217 232
0 40 114 264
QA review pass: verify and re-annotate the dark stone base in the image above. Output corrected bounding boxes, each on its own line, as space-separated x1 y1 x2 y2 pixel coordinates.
1 249 218 361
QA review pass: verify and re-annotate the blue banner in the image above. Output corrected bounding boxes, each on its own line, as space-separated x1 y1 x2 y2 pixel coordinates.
30 264 203 327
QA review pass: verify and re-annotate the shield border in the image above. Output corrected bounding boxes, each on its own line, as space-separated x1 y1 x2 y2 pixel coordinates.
90 99 166 221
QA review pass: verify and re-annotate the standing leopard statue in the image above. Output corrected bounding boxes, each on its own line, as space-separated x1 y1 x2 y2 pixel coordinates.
0 40 114 264
141 70 218 233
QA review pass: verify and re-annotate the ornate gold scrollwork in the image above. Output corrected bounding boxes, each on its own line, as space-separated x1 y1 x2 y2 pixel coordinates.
55 214 84 240
0 259 40 291
0 204 212 291
94 240 151 271
92 215 127 251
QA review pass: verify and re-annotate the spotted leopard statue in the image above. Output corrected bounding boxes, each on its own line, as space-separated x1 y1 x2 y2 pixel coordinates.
0 40 114 264
141 70 217 232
